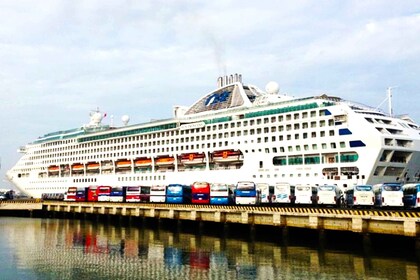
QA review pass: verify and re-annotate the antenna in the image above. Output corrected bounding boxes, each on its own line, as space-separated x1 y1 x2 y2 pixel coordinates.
376 86 398 116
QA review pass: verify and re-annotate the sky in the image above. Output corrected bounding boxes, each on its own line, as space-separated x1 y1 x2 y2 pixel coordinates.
0 0 419 188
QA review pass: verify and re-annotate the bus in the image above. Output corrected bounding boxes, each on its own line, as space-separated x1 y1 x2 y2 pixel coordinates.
345 185 374 208
97 186 112 202
272 183 295 204
210 183 233 205
256 183 272 204
150 185 167 203
140 186 151 202
294 184 315 205
86 186 99 202
316 185 342 207
402 183 420 208
110 186 125 202
234 181 259 205
191 182 210 204
64 187 77 202
373 183 404 207
126 186 141 202
75 187 86 202
166 184 192 204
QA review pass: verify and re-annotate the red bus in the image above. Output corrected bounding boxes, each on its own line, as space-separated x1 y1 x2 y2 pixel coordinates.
64 187 77 201
126 186 140 202
191 182 210 204
87 186 99 202
97 186 112 202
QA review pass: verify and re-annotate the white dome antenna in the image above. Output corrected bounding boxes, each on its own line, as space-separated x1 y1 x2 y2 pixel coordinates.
122 115 130 126
265 81 280 95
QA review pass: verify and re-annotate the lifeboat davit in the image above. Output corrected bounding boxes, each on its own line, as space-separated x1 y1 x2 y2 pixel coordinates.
212 150 243 163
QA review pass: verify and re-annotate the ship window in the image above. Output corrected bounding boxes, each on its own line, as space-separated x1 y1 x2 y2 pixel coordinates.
272 136 276 141
331 143 336 149
311 111 316 117
286 114 291 120
320 131 325 137
279 135 283 141
257 119 262 124
311 132 316 138
286 125 292 131
340 142 345 148
295 134 299 140
311 121 316 128
329 130 334 136
278 116 283 122
287 135 291 140
264 118 269 124
271 117 276 123
303 133 308 139
279 126 284 131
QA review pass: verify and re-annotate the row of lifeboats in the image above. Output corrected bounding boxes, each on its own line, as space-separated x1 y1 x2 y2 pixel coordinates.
47 150 243 173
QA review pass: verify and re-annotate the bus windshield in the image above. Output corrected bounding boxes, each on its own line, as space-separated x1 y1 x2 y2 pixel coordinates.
383 185 402 191
237 182 255 190
319 185 335 191
193 182 209 189
211 184 228 192
296 186 310 192
355 185 372 191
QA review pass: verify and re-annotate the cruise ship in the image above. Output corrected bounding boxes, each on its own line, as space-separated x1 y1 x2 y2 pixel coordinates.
6 74 420 198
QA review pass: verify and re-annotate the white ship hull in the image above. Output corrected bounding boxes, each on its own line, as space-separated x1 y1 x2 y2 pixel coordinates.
7 74 420 198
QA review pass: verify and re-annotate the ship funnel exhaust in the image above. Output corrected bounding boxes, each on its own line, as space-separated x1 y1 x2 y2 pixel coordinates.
217 73 242 88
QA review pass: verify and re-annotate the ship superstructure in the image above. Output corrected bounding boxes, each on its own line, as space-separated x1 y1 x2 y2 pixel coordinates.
6 74 420 198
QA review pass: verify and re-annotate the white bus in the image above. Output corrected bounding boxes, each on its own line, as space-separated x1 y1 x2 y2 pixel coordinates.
272 183 294 204
294 185 314 205
373 183 404 207
210 183 233 205
150 185 167 203
256 183 272 204
345 185 374 208
316 185 342 207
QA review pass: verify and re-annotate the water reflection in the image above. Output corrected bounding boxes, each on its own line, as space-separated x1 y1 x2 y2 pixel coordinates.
0 217 419 279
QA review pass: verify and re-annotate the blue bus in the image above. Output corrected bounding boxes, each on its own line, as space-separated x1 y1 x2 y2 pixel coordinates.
234 181 259 205
166 184 192 204
403 183 420 208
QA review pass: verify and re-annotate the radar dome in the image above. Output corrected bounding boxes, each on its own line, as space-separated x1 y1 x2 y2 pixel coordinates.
122 115 130 126
89 111 103 125
265 81 280 95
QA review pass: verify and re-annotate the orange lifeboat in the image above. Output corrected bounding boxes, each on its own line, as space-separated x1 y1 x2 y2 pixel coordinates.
71 164 84 171
134 158 152 167
155 156 175 166
48 165 59 172
87 162 100 170
180 153 206 165
116 160 132 168
212 150 242 163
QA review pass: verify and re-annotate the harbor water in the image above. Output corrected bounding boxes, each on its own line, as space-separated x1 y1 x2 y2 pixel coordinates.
0 216 419 279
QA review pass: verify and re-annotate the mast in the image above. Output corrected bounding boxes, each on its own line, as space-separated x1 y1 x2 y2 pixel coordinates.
387 87 393 117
